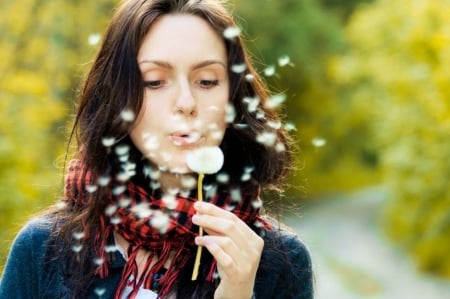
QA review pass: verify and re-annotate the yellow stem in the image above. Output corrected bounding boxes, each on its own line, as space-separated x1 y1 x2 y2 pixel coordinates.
191 173 204 280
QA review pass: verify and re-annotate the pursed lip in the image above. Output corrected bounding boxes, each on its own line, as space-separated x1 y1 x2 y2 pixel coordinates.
170 131 202 146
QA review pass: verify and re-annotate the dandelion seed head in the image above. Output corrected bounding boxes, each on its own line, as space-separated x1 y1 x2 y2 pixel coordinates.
101 137 115 147
223 26 241 39
120 109 135 122
186 146 224 174
312 137 327 147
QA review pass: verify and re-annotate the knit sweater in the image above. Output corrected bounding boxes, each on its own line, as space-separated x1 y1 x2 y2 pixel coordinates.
0 216 314 299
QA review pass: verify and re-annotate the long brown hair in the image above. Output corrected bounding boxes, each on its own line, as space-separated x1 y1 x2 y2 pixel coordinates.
56 0 293 297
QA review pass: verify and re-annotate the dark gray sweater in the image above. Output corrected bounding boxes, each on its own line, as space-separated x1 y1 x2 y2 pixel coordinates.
0 217 314 298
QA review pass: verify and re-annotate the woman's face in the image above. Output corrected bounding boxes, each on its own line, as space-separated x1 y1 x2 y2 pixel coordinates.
131 14 229 174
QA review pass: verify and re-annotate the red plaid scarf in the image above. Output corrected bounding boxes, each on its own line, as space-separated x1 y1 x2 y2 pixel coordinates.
64 159 270 298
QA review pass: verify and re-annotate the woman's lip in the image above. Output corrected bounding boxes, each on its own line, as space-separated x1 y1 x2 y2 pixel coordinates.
170 132 202 146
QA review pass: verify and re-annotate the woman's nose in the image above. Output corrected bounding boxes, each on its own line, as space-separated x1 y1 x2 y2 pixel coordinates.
174 80 197 116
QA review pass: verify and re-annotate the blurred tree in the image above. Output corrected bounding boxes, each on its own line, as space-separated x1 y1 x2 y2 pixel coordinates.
233 0 381 195
0 0 115 272
330 0 450 277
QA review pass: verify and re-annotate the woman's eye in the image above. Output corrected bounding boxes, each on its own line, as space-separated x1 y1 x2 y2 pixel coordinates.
198 80 219 88
144 80 163 89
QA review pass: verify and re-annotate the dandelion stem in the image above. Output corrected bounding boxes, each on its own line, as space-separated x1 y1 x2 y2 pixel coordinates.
192 173 204 280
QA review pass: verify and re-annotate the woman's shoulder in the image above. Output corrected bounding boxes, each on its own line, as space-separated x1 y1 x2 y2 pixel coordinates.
13 215 55 246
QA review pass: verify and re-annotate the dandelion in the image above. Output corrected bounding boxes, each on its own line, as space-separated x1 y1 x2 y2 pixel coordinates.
72 231 85 240
278 55 291 67
162 194 178 210
216 173 229 184
223 26 240 39
265 93 286 109
256 111 265 120
71 244 83 253
112 185 126 196
88 33 101 46
110 216 121 225
263 65 276 77
105 204 117 216
241 173 251 181
93 257 105 266
312 137 327 147
120 109 135 122
105 245 118 253
86 185 98 193
144 135 160 151
231 63 246 73
118 197 131 208
267 120 282 130
231 188 241 202
275 142 286 152
131 203 152 219
94 287 106 298
101 137 115 147
252 199 262 209
187 146 224 280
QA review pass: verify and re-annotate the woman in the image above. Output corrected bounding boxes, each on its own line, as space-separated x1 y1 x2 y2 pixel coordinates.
0 0 313 298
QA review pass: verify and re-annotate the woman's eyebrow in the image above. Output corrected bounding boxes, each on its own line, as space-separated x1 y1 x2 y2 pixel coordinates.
192 60 227 70
138 59 226 70
138 60 173 69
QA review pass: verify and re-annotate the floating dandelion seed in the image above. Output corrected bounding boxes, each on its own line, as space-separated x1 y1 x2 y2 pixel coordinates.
278 55 291 67
94 287 106 297
181 175 197 189
71 244 83 253
208 105 219 112
119 197 131 208
93 257 105 266
88 33 101 46
284 122 297 131
256 111 265 120
225 204 235 211
105 204 117 216
225 104 236 123
162 194 178 210
98 176 111 186
223 26 241 39
245 73 254 82
115 144 130 156
267 120 282 130
231 63 246 73
243 96 259 113
216 173 229 184
150 181 161 190
101 137 115 147
72 231 85 240
144 135 160 151
256 131 277 147
275 142 286 152
312 137 327 147
131 203 152 219
263 65 276 77
112 185 126 196
105 245 118 253
265 94 286 109
252 199 263 209
118 155 129 162
241 173 251 182
231 188 242 202
120 109 135 122
110 216 121 225
86 185 98 193
234 123 248 129
150 211 170 233
244 166 254 174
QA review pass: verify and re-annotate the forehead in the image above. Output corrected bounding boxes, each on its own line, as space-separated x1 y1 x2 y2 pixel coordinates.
138 14 227 63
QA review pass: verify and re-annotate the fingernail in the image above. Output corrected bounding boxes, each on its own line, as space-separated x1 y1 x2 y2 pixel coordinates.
192 214 200 224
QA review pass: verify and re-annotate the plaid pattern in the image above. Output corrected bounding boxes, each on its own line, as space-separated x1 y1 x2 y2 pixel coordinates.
64 159 269 298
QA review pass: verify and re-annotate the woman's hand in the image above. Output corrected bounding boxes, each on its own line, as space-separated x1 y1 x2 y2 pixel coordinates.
192 201 263 299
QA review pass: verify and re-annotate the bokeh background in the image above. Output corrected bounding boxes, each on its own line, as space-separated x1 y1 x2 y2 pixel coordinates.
1 0 449 297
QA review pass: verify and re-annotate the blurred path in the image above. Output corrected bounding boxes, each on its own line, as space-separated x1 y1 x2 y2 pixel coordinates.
283 186 450 299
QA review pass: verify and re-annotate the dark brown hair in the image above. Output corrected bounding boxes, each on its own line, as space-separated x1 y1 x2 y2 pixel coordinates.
56 0 293 297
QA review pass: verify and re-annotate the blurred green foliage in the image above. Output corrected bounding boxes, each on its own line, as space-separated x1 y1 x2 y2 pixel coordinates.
330 0 450 277
0 0 115 272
